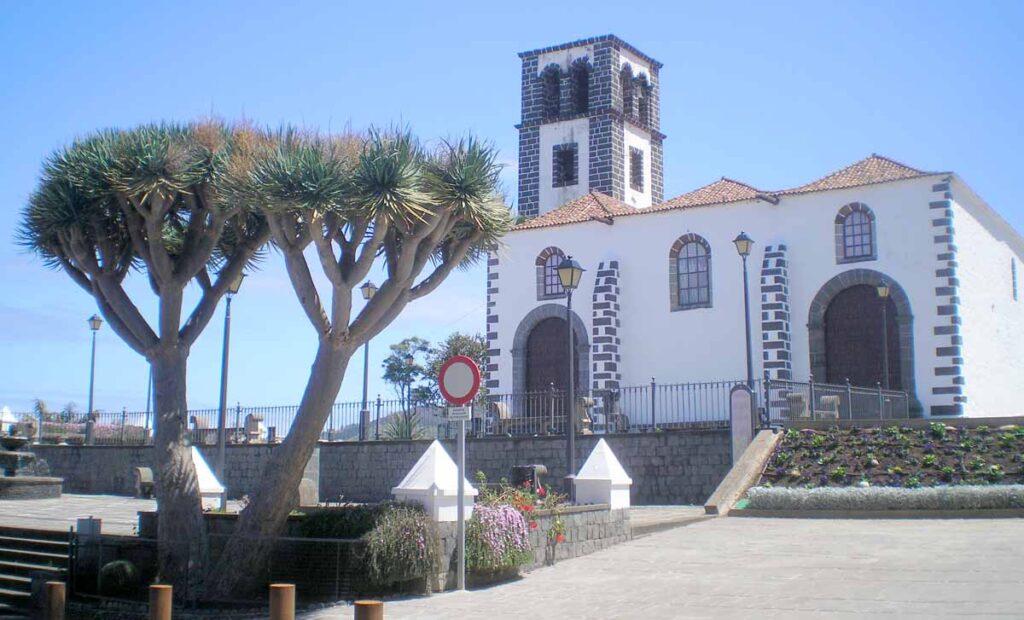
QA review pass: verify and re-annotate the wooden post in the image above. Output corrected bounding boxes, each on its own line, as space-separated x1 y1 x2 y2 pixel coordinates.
269 583 295 620
149 584 172 620
45 581 65 620
354 600 384 620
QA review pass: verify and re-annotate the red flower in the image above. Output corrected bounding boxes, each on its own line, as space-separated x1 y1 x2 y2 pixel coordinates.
522 504 534 513
537 487 546 497
530 521 538 529
555 533 566 544
523 480 532 488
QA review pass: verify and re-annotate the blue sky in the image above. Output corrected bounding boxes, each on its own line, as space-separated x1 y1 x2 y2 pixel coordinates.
1 1 1021 413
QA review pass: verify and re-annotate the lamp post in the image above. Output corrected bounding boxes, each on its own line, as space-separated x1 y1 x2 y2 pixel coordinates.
403 353 415 439
876 279 891 390
733 233 755 389
359 281 378 441
216 272 245 509
84 314 103 445
556 255 585 499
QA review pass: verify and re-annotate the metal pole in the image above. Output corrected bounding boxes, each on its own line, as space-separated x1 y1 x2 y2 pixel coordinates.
881 298 890 390
144 368 152 443
456 416 466 590
565 289 576 499
216 294 234 511
650 377 657 431
360 340 371 441
742 254 754 389
374 395 382 441
85 329 98 445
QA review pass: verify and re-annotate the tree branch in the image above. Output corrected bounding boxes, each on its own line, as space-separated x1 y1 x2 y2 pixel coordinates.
268 214 331 336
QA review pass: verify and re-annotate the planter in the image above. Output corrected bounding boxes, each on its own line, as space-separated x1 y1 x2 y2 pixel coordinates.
0 436 29 451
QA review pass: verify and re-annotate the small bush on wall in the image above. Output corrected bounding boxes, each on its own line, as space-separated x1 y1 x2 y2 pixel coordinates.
466 504 532 574
362 504 441 592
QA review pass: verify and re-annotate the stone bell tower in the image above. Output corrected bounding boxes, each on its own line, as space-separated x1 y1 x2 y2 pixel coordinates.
516 35 665 217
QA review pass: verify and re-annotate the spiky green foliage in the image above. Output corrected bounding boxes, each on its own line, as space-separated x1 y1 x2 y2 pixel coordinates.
19 121 271 355
233 128 513 344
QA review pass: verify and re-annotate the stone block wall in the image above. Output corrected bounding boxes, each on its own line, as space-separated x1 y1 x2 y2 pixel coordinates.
35 429 731 506
437 505 630 587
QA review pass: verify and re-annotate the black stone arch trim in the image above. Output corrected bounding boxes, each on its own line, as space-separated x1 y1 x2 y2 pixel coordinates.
806 268 918 409
511 303 590 395
834 202 878 264
668 233 713 311
535 246 567 301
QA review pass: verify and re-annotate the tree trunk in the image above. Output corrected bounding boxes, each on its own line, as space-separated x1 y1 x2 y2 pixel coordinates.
205 340 351 598
151 348 208 600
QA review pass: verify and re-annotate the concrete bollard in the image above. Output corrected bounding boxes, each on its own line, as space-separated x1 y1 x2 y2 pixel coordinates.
45 581 65 620
149 584 172 620
354 600 384 620
269 583 295 620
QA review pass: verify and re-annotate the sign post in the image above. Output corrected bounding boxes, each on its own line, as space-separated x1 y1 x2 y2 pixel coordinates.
438 355 481 592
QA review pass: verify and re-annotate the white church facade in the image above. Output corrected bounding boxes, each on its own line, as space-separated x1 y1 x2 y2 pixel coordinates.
485 35 1024 418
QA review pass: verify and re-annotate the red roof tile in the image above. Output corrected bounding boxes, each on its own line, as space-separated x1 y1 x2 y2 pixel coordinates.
780 154 933 195
512 191 636 231
511 155 941 231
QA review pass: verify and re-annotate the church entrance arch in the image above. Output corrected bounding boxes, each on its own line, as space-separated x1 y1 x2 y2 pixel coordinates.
512 303 590 396
808 269 916 399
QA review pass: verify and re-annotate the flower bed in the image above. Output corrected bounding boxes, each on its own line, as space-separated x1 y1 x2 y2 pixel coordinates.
759 424 1024 489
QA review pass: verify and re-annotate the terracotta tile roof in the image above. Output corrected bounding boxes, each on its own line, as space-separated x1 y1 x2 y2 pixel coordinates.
654 178 763 211
780 154 934 195
512 191 636 231
511 154 943 231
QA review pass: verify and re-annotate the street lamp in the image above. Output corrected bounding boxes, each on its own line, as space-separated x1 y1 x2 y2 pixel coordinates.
216 272 245 509
84 314 103 445
557 255 585 499
733 233 755 389
359 281 378 441
876 279 891 390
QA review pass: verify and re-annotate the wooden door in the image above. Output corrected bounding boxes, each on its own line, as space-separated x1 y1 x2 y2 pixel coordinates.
824 284 901 389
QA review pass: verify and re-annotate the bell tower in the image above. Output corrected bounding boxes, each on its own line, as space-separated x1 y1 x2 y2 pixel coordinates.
516 35 664 217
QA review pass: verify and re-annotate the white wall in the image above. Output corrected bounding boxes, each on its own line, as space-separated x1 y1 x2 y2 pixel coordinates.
493 176 969 414
952 179 1024 417
537 44 594 73
623 124 652 208
538 118 590 215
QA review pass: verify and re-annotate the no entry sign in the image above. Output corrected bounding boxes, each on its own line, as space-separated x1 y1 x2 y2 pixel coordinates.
438 355 481 406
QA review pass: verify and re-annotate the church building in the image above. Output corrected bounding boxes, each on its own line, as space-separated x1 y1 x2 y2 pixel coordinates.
486 35 1024 418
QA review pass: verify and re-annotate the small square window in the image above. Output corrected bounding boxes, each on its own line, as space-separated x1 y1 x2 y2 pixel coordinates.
629 147 644 192
552 143 578 188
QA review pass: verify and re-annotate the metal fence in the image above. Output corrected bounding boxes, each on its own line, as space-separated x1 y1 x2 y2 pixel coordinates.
762 376 910 424
7 375 913 446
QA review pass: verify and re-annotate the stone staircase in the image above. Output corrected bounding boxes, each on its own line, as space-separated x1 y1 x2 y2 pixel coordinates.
0 526 72 617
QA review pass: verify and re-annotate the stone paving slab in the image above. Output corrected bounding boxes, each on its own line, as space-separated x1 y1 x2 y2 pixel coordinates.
0 494 243 535
301 517 1024 619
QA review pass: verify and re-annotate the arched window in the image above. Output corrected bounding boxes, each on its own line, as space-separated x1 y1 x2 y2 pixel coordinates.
669 234 712 310
536 247 566 299
636 74 651 126
541 65 561 120
835 203 877 263
620 64 634 117
570 58 590 114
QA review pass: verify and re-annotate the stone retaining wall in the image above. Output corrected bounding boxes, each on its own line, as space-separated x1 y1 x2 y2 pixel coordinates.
34 429 731 505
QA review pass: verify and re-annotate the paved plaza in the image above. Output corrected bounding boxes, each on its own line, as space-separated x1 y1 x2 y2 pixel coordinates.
304 516 1024 620
4 497 1023 618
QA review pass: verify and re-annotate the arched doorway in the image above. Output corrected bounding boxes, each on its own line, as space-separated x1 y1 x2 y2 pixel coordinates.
807 269 917 404
525 317 576 392
824 285 901 388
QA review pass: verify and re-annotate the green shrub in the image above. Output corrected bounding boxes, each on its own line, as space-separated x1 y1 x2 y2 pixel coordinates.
299 505 381 539
98 560 140 597
362 504 440 591
929 422 947 440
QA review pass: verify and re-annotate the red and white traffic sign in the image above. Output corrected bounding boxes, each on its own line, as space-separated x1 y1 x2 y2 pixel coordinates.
438 355 481 406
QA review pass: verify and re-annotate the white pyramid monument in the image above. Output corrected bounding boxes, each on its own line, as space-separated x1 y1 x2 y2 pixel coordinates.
392 440 478 522
574 439 633 509
190 446 226 510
